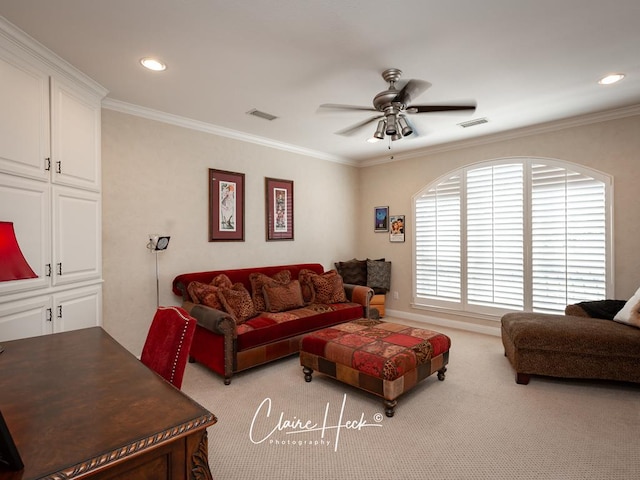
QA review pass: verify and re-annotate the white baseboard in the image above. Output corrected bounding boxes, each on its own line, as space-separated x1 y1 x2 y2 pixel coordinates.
385 308 501 337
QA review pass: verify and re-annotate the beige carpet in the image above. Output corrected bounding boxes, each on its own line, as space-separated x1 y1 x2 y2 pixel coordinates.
181 318 640 480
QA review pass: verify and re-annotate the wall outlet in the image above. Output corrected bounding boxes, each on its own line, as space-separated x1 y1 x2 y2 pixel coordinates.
393 291 399 300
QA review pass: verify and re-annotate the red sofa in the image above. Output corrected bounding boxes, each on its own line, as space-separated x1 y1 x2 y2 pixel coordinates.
172 263 373 384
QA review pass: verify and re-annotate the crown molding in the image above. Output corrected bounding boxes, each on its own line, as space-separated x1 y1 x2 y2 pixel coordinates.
0 16 108 97
360 104 640 168
101 98 357 166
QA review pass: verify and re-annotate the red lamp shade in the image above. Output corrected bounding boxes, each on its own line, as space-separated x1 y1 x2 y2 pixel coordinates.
0 222 38 282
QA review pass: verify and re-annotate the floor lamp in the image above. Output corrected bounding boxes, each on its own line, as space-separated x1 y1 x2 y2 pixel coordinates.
147 234 170 307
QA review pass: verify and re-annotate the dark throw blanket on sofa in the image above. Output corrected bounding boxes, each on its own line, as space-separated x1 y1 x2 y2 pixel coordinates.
576 300 626 320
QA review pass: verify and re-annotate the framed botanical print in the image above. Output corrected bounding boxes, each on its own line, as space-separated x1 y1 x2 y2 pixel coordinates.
265 177 294 241
209 168 245 241
374 206 389 232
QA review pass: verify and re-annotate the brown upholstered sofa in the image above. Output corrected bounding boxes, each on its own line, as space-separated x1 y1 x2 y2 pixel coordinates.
501 300 640 385
172 263 373 384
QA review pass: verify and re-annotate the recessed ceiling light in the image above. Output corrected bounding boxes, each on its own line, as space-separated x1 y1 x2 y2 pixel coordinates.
140 57 166 71
598 73 625 85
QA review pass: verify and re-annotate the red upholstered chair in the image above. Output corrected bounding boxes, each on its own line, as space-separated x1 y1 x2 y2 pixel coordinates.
141 306 197 389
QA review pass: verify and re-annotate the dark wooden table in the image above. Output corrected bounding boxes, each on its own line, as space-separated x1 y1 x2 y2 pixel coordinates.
0 327 216 480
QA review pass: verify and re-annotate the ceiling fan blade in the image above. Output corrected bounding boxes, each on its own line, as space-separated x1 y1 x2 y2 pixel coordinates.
318 103 378 113
407 104 476 114
335 115 383 136
394 79 431 105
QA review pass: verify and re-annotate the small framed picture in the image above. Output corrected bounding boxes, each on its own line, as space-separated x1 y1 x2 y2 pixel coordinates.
374 206 389 232
389 215 405 243
0 410 23 471
265 177 294 241
209 169 245 242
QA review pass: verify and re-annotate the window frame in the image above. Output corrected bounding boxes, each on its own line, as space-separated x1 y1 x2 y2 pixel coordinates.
412 157 614 319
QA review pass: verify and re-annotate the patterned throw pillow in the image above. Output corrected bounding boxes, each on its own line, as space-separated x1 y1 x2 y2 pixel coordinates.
263 280 304 312
367 259 391 292
210 273 233 289
310 270 347 304
218 283 257 324
249 270 292 312
298 269 318 304
187 281 224 310
334 259 367 285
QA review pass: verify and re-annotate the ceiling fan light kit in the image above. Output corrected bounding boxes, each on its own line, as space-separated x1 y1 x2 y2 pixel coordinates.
320 68 476 144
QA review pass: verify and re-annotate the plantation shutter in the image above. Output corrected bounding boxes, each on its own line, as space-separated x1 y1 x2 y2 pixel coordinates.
466 164 524 309
415 174 461 301
531 163 607 313
413 158 609 315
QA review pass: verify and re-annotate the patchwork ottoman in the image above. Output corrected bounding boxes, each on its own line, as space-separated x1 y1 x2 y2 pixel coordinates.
300 319 451 417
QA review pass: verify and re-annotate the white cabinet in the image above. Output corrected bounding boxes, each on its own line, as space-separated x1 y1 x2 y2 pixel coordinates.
0 173 50 296
53 186 101 286
51 78 102 191
0 47 50 181
0 296 52 342
0 18 107 341
52 285 102 333
0 285 101 341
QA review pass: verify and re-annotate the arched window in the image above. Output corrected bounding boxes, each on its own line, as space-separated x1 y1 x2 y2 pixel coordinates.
413 158 612 316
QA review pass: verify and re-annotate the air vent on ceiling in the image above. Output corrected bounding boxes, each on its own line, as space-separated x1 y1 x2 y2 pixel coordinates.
458 117 488 128
246 109 278 121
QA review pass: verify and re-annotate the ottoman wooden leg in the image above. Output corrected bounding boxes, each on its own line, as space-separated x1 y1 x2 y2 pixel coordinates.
384 399 397 417
303 366 313 382
437 366 447 381
516 372 530 385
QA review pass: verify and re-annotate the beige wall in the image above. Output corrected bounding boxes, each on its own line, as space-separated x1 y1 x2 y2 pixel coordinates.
102 108 640 351
358 114 640 333
101 109 360 353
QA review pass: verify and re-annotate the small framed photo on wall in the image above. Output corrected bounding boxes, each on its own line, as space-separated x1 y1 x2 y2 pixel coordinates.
374 206 389 232
389 215 405 242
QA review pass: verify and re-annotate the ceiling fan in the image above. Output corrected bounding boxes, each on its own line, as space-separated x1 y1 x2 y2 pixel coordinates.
318 68 476 142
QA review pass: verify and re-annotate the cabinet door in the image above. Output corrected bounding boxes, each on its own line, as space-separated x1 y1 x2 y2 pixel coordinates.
0 47 50 180
53 285 102 333
50 78 101 191
52 186 101 286
0 173 50 296
0 296 53 341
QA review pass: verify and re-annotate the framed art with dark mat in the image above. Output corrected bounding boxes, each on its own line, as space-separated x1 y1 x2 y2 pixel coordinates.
209 168 245 241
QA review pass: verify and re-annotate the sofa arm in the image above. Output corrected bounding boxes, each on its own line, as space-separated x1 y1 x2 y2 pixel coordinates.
182 301 237 338
343 284 375 319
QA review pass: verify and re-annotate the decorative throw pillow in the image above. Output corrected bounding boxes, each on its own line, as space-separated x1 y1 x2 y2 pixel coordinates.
217 283 257 324
187 281 224 310
367 260 391 291
334 259 367 285
367 259 391 292
613 286 640 328
298 269 318 304
249 270 292 311
263 280 304 312
210 273 233 289
310 270 347 304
